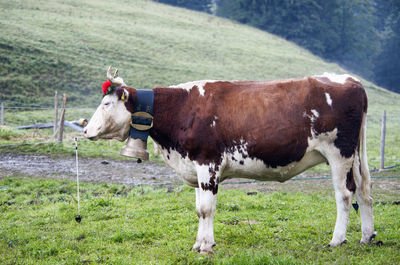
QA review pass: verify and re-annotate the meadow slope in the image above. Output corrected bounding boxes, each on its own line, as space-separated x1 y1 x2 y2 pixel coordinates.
0 0 399 114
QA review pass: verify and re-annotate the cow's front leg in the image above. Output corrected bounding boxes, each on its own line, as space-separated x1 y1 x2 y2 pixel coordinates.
192 165 219 254
329 159 353 247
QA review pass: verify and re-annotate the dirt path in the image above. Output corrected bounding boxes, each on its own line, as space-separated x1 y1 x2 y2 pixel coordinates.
0 153 399 199
0 154 179 186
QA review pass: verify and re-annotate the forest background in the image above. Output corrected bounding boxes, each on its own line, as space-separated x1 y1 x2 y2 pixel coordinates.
155 0 400 94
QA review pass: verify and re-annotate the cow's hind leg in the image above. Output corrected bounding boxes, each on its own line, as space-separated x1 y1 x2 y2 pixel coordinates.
329 156 354 247
353 153 376 244
192 164 219 254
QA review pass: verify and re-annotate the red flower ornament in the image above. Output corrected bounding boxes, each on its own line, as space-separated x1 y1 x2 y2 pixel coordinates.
102 80 112 95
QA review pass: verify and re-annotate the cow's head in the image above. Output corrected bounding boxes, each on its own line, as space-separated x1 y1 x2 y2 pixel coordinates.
83 66 133 141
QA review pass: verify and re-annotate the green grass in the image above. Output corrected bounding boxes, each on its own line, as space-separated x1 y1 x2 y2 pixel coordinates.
0 125 162 162
0 176 399 264
1 0 400 114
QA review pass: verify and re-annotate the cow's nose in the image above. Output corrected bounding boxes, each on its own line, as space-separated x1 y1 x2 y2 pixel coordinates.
83 128 87 136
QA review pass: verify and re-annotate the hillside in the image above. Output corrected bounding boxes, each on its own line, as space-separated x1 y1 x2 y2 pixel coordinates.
0 0 399 114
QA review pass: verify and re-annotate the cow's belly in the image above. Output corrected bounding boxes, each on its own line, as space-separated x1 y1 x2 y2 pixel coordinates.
221 150 327 182
158 141 326 185
158 147 199 187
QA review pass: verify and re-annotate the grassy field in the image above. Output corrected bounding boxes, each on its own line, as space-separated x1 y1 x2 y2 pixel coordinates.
0 1 399 263
0 176 399 264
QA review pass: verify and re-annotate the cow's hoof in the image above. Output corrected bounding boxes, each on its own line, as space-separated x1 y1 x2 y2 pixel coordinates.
329 239 347 247
191 243 201 252
360 231 377 245
192 240 216 254
199 247 214 255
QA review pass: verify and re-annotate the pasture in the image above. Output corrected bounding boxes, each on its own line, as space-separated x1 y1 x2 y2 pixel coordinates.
0 174 399 264
1 0 400 263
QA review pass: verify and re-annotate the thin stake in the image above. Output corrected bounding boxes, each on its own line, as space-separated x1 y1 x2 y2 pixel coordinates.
380 110 386 171
1 102 4 126
75 137 81 219
58 93 67 143
53 91 58 139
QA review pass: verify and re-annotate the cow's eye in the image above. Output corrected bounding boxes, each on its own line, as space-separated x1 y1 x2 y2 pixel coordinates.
104 102 111 106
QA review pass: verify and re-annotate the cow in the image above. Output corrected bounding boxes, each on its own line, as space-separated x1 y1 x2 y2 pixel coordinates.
84 67 376 254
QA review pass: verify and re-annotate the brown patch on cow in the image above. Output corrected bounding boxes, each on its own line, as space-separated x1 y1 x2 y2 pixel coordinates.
346 168 356 193
200 167 218 195
308 78 367 158
200 166 218 195
150 80 314 168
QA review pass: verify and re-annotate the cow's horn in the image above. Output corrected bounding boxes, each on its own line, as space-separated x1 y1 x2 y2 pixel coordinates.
106 65 125 86
107 65 114 82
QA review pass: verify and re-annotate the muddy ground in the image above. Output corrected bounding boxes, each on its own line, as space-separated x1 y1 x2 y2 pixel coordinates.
0 153 399 199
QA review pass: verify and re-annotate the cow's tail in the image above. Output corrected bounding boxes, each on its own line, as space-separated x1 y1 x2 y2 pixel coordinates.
355 111 376 242
359 112 371 199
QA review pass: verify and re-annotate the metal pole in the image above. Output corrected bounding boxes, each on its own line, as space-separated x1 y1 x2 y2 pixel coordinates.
379 110 386 171
53 91 58 138
58 93 67 143
75 138 80 215
1 102 4 126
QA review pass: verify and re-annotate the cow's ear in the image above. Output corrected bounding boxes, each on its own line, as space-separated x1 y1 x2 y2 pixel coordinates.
116 87 129 102
121 88 129 102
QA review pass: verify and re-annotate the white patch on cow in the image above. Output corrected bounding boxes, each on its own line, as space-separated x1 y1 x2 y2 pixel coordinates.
304 109 319 127
210 116 218 128
325 92 333 107
317 73 360 85
220 137 326 183
156 143 198 187
170 80 217 96
311 109 319 119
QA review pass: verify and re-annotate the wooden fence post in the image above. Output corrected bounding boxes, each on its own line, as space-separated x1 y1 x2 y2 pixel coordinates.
58 93 67 143
1 102 4 126
379 110 386 171
53 91 58 139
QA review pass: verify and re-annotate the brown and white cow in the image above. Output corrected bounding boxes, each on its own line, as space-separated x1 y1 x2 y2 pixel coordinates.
84 69 376 254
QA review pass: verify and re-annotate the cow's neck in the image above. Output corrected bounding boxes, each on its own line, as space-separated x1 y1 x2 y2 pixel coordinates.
149 87 189 153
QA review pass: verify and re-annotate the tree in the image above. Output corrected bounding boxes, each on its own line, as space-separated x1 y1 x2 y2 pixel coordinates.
153 0 213 13
217 0 380 80
329 0 379 79
374 0 400 92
